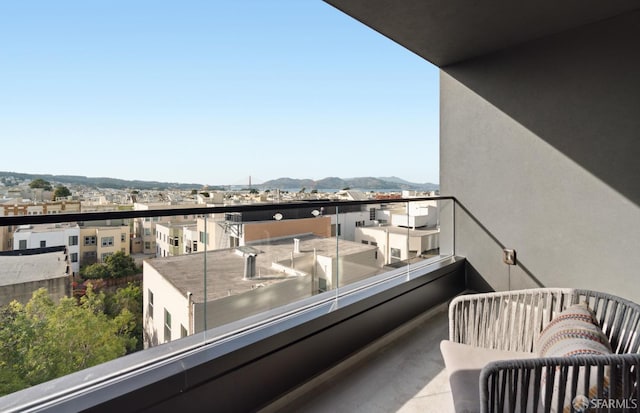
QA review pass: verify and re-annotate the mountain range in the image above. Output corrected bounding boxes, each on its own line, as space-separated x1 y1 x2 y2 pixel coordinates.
260 176 438 191
0 171 438 192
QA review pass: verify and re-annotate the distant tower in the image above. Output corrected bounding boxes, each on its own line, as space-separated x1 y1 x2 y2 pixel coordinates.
249 175 252 191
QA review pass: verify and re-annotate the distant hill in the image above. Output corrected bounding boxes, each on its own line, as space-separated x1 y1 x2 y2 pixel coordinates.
261 176 439 191
0 171 439 192
0 171 207 191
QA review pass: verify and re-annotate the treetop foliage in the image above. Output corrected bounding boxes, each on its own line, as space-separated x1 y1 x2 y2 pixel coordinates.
28 178 52 191
80 251 140 280
0 286 140 396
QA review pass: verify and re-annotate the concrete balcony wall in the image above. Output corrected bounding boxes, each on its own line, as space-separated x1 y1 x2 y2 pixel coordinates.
441 10 640 301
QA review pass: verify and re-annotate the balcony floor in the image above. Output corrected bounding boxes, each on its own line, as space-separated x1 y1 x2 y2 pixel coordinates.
263 303 454 413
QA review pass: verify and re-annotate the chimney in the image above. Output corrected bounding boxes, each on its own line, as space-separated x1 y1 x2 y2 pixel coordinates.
244 254 256 279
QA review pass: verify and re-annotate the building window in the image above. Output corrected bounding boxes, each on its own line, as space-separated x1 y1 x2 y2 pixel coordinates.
361 240 369 245
121 248 126 253
144 228 151 236
84 236 96 246
193 241 198 252
371 241 378 246
121 233 126 242
101 236 114 247
369 208 376 220
19 240 27 250
199 231 208 244
148 289 154 318
83 251 97 260
68 235 78 246
171 237 179 247
40 240 46 248
164 309 172 342
145 241 150 250
390 247 402 263
101 252 113 261
70 253 78 263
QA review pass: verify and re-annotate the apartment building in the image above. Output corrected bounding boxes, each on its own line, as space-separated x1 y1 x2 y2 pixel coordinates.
79 225 131 265
0 200 81 217
155 221 196 258
0 199 81 252
13 223 81 274
143 235 379 347
133 202 202 255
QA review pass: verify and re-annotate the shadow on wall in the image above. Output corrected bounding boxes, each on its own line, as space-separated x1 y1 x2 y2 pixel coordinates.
444 10 640 207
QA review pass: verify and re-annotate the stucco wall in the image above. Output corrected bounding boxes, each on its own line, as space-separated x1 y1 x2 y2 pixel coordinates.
244 217 331 243
441 11 640 301
0 277 69 306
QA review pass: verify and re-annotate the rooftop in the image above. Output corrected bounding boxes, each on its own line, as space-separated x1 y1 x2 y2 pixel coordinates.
0 250 69 287
361 225 439 236
145 235 379 303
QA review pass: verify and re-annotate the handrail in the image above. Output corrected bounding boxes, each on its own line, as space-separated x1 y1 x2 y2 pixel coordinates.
0 196 454 226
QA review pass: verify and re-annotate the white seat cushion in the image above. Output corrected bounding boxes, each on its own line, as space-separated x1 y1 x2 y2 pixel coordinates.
440 340 535 413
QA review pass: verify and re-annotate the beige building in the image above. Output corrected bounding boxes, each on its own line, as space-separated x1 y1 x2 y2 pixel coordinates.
79 225 130 265
133 203 202 255
0 200 81 217
198 214 332 251
143 235 379 347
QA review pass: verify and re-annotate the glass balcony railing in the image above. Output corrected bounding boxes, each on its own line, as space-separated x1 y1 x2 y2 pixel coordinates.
0 195 454 401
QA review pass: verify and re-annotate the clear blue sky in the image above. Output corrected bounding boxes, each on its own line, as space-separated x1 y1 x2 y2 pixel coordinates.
0 1 439 186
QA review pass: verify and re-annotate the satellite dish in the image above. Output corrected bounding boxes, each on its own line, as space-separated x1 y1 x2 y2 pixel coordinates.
273 213 283 221
311 210 320 217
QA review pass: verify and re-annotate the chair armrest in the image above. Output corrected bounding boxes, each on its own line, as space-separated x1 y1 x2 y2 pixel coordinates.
479 354 640 413
449 288 575 351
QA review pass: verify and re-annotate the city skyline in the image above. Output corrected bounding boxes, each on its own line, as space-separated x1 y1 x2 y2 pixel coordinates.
0 1 439 185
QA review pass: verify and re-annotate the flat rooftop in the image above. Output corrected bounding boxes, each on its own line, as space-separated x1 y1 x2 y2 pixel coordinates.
0 250 69 287
14 223 78 233
145 235 378 303
361 225 439 236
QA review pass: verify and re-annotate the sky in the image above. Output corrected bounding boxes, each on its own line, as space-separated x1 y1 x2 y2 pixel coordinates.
0 1 439 186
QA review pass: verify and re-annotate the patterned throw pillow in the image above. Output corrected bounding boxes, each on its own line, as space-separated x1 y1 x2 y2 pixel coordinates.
534 303 612 413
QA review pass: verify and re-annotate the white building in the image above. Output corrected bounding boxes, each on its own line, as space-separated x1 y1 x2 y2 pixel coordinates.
143 235 380 347
133 202 202 255
13 223 81 274
354 201 440 267
155 221 196 258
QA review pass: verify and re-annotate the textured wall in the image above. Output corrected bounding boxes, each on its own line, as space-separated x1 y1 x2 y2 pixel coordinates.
441 11 640 301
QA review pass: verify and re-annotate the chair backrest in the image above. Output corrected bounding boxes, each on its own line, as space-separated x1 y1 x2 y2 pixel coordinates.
573 289 640 354
449 288 640 354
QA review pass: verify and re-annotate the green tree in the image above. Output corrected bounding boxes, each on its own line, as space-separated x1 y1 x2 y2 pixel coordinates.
52 185 71 200
249 188 259 194
105 284 143 352
29 178 52 191
0 288 135 396
104 251 139 279
80 263 110 279
80 252 139 280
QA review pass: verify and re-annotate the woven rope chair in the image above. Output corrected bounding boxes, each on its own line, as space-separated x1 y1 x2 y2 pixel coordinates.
448 288 640 412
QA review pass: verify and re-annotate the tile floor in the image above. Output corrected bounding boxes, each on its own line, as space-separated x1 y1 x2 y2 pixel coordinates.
264 304 455 413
